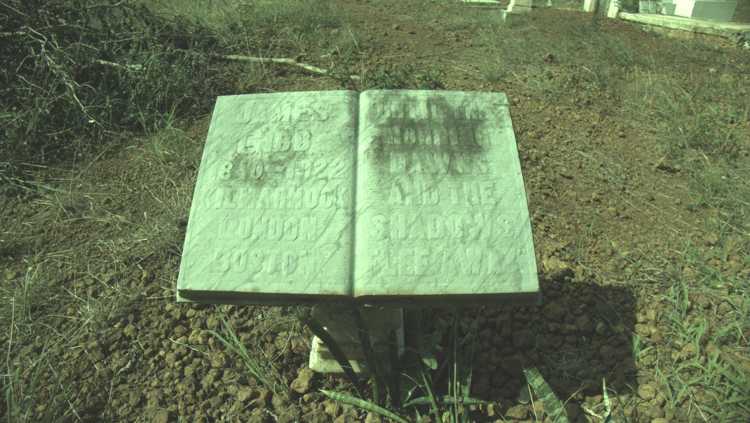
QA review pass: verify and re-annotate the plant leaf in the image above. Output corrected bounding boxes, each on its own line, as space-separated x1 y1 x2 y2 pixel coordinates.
319 389 410 423
403 395 491 408
522 367 569 423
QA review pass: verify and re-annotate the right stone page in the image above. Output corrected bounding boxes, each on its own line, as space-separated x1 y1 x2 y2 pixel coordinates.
354 90 539 304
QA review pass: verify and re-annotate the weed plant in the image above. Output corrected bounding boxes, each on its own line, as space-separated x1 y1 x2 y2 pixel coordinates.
0 0 348 185
208 315 289 399
290 307 583 422
2 1 233 159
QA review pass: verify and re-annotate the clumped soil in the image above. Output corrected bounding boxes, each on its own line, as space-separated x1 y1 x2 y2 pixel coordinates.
1 1 749 422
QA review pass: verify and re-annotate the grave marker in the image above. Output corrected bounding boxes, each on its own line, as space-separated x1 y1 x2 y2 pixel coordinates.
176 90 540 372
508 0 533 13
177 90 539 305
674 0 738 22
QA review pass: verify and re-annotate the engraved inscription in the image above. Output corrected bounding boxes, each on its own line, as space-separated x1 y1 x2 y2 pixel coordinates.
216 128 313 185
219 214 330 242
178 92 357 299
368 96 491 176
210 250 308 276
371 212 511 241
203 98 351 284
239 99 332 124
239 127 313 153
209 182 349 210
385 151 491 175
356 91 536 298
368 245 513 278
217 153 349 184
386 177 499 206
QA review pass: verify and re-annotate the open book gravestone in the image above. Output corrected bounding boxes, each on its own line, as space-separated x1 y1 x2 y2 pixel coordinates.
176 90 540 373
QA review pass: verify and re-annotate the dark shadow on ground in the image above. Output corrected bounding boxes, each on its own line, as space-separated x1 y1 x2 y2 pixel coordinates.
409 271 637 421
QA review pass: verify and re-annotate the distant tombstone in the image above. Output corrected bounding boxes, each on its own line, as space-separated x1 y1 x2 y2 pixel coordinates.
674 0 738 22
607 0 621 17
460 0 502 6
507 0 549 14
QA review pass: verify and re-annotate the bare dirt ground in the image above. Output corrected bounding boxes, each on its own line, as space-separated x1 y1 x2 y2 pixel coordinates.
1 1 748 422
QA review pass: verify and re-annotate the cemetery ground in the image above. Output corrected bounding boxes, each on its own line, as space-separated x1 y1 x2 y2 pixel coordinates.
1 0 748 422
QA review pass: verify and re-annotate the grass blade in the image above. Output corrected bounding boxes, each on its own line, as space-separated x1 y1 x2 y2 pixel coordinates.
602 378 612 423
419 357 441 423
523 367 569 423
208 315 286 397
352 306 386 405
403 395 491 408
296 308 365 398
319 389 410 423
388 328 402 408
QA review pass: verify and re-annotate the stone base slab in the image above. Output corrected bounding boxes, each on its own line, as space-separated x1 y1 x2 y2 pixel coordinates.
618 11 750 36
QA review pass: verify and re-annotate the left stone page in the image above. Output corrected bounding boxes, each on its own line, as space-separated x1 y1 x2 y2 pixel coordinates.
177 91 358 304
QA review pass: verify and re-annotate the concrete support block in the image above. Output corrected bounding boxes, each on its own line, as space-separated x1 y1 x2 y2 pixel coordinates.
308 305 404 374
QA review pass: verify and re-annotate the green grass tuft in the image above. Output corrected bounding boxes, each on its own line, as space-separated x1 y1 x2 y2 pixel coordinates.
208 314 289 398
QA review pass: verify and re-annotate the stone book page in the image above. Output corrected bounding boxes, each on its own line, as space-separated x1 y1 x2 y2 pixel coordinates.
177 91 358 303
353 90 539 303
